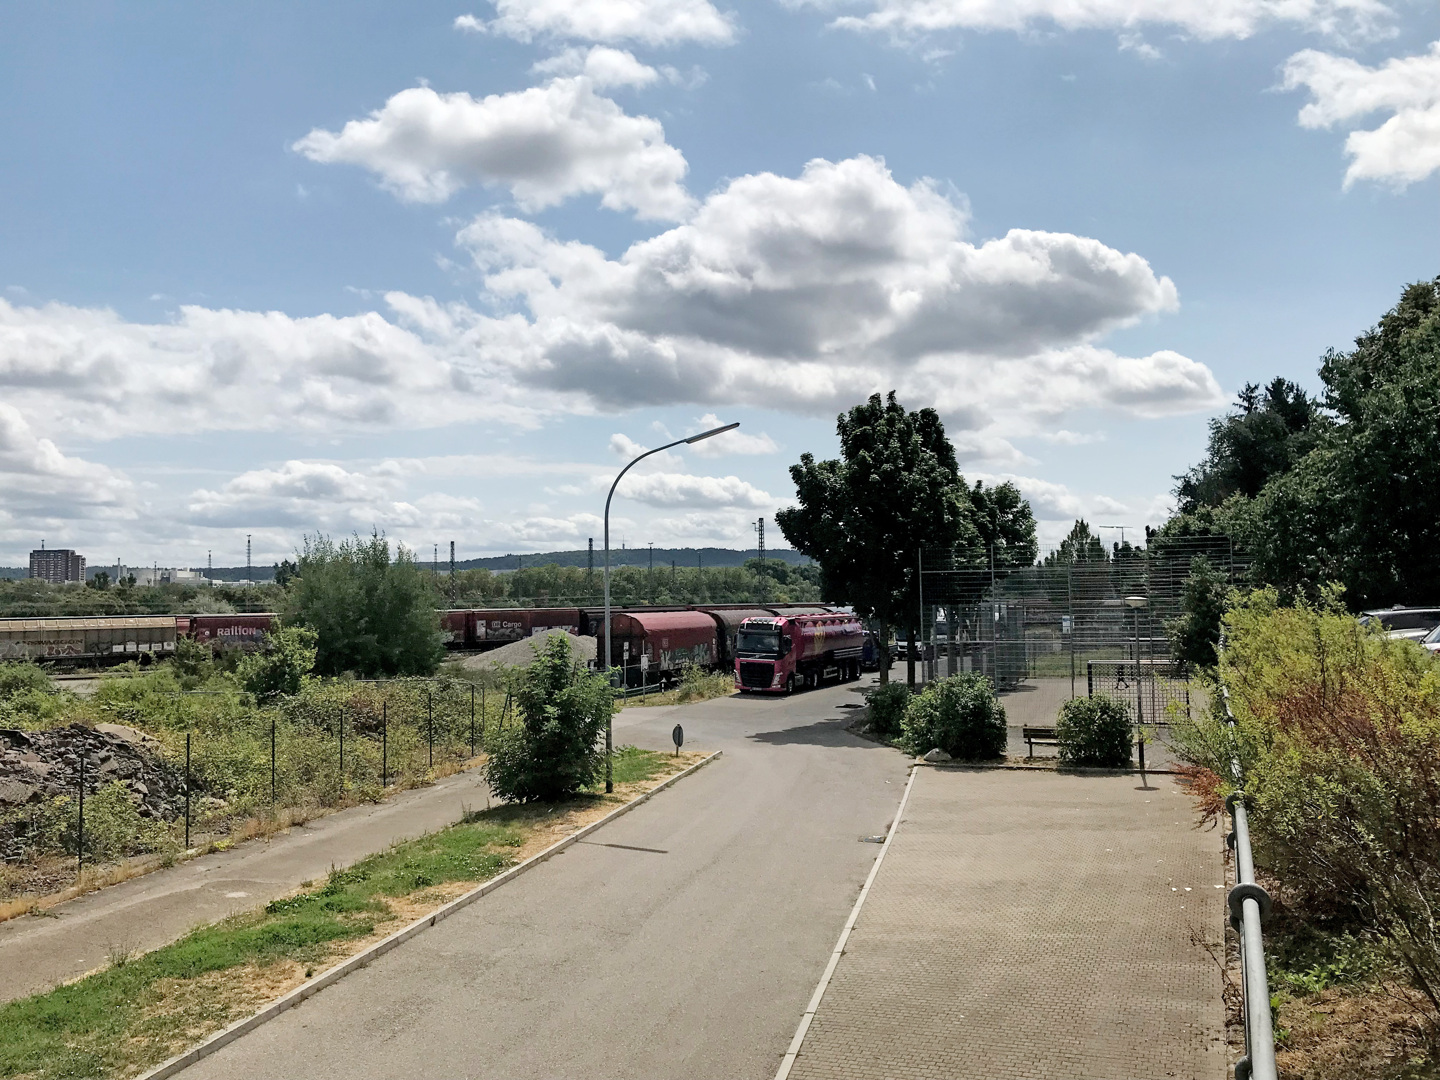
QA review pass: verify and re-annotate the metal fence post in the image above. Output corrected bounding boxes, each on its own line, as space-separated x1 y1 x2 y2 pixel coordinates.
77 745 85 881
184 731 192 850
427 687 434 767
270 714 276 808
469 684 476 758
338 702 344 798
381 700 388 790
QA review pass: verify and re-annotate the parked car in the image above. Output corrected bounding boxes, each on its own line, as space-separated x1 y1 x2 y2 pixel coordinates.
1421 623 1440 654
1359 606 1440 642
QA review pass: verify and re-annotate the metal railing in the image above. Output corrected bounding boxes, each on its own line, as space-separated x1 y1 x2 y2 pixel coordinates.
1220 683 1277 1080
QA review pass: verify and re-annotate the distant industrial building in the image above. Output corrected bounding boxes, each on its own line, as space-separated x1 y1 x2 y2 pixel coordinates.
97 565 212 587
29 547 86 584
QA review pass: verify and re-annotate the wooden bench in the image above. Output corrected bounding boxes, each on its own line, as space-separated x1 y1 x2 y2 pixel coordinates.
1022 726 1059 757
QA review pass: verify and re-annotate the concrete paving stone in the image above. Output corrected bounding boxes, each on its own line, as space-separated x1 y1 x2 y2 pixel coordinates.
788 766 1228 1080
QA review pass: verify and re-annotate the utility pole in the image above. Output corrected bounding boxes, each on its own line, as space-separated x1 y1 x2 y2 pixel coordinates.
648 543 654 604
246 535 251 581
587 538 594 579
433 544 438 578
449 541 456 604
207 550 212 581
754 518 766 603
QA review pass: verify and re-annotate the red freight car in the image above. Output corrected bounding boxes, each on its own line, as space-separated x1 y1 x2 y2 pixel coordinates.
439 610 471 647
607 611 719 687
471 608 581 648
182 613 278 649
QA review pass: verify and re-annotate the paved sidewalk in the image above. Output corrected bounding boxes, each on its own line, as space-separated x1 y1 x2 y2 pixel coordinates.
0 766 491 1003
788 766 1227 1080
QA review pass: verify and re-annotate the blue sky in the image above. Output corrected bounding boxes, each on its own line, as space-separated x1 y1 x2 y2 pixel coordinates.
1 0 1437 568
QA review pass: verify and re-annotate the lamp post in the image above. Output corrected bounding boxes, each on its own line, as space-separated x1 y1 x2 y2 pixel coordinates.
1124 595 1149 728
603 421 738 792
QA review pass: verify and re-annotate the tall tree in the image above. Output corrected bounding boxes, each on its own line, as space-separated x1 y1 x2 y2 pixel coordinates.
1173 376 1328 514
286 532 445 677
1250 278 1440 605
1043 519 1108 566
969 481 1039 569
777 392 977 684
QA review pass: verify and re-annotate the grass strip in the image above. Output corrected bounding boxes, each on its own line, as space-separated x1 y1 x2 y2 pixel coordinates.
0 747 675 1080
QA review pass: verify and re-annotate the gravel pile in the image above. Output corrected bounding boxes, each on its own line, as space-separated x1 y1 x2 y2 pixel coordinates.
1 724 187 858
456 630 598 672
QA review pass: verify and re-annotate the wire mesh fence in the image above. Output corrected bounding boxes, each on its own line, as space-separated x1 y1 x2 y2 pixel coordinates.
909 535 1246 723
1 675 521 884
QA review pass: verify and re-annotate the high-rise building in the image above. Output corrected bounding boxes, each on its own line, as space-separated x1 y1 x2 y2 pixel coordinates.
29 547 86 583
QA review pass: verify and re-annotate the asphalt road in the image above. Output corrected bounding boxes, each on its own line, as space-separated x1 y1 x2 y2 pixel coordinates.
182 678 910 1080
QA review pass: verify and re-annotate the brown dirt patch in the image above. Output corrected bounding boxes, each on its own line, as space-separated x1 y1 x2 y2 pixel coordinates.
1276 983 1437 1080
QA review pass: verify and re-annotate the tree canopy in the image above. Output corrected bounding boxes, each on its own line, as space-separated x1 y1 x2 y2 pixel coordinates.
777 392 979 680
1043 519 1108 566
285 532 445 677
969 481 1039 569
1162 277 1440 608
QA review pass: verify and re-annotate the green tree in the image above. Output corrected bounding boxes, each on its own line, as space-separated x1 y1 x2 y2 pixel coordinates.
969 481 1039 568
286 532 445 677
1174 377 1328 514
1043 519 1108 566
237 626 318 701
86 571 110 591
777 392 977 684
1248 278 1440 605
1166 555 1230 671
482 634 614 802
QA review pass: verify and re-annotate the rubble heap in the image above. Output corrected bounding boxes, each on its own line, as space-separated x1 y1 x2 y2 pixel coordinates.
0 723 187 837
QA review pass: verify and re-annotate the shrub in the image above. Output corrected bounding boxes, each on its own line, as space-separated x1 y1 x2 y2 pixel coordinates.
866 682 911 737
1171 588 1440 1015
482 635 613 802
1056 695 1133 767
674 665 732 704
237 626 317 702
899 675 1006 760
0 662 51 700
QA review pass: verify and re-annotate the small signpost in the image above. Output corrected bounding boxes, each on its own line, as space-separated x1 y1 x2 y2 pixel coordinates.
672 724 683 756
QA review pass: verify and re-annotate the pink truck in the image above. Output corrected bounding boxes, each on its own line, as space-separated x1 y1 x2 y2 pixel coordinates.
734 612 866 693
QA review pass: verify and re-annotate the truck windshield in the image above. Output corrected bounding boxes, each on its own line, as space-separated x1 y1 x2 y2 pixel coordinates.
737 629 781 657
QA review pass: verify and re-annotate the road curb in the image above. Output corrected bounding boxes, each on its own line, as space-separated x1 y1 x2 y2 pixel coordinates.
136 749 723 1080
915 761 1179 776
773 762 920 1080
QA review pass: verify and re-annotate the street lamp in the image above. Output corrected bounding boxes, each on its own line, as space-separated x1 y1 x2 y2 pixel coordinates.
602 421 739 792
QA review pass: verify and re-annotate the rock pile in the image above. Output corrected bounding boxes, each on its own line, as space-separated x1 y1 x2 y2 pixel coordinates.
0 723 187 826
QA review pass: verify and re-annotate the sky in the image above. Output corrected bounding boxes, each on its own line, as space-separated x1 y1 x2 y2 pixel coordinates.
1 0 1437 569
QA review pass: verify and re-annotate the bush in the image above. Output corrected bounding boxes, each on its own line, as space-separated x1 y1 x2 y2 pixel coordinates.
482 635 613 802
1171 588 1440 1015
237 626 317 702
866 682 911 737
1056 695 1133 767
899 675 1006 760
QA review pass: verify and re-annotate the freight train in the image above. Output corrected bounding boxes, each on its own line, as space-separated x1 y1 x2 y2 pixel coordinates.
0 605 856 688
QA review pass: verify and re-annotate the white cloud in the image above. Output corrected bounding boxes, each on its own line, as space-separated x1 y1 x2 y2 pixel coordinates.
293 80 693 220
532 46 662 89
0 297 534 443
0 404 134 520
970 471 1172 553
810 0 1391 41
1284 42 1440 187
686 413 780 456
617 470 774 508
462 0 736 46
456 155 1219 432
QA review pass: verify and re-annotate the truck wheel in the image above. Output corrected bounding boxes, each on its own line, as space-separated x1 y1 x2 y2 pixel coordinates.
785 674 796 694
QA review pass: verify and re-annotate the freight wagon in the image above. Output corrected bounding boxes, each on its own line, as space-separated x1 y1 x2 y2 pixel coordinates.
0 616 178 664
178 613 277 648
605 611 719 688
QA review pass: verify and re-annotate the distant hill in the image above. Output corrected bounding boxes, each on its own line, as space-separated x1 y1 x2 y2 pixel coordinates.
1 547 810 584
450 547 810 572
